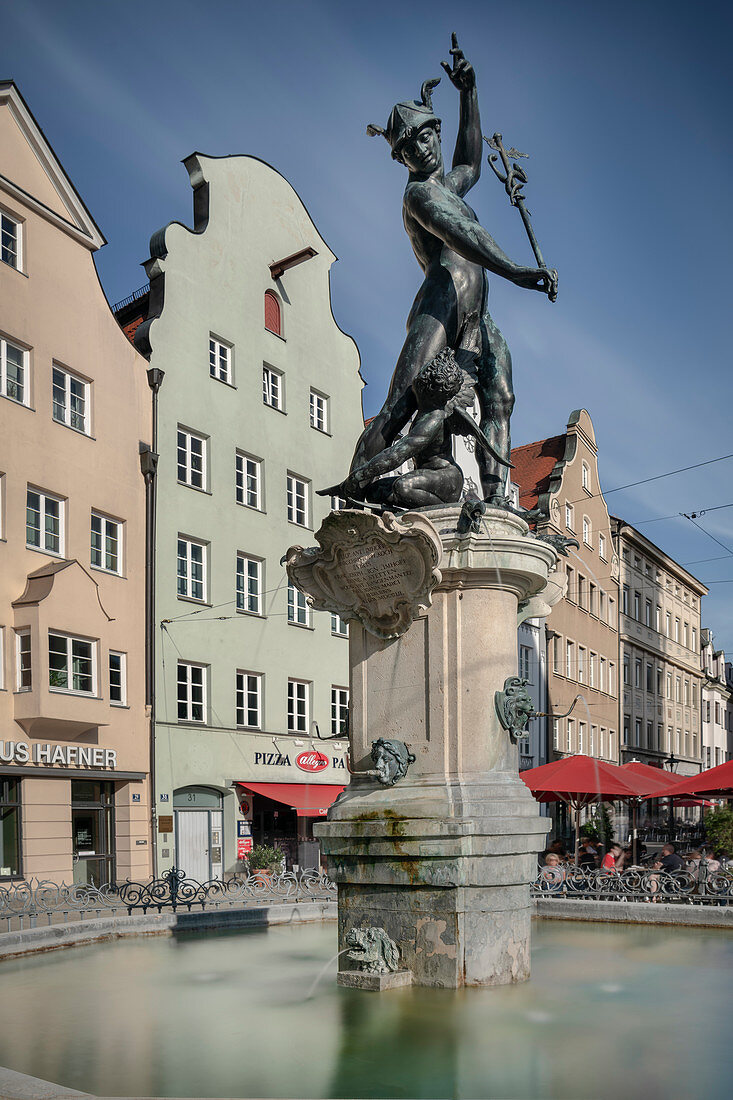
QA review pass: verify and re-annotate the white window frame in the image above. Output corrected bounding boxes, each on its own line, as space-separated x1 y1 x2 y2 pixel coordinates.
262 364 284 410
1 211 21 270
519 645 531 682
236 670 262 729
52 364 90 434
598 532 607 560
309 389 329 433
177 537 207 602
26 486 64 555
177 661 206 723
578 646 586 684
109 651 127 706
235 451 262 510
48 631 97 696
209 335 232 384
1 336 29 407
331 686 349 736
15 630 31 691
565 503 574 530
330 495 347 511
177 427 207 490
581 462 590 491
287 679 310 734
287 474 309 527
91 511 123 575
287 581 311 627
582 516 591 546
236 554 263 616
331 612 349 637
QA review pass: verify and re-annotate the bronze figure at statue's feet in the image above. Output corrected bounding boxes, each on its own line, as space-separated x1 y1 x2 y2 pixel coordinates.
320 33 557 510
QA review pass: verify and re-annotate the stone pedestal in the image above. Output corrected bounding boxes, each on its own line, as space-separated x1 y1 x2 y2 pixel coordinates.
315 505 561 988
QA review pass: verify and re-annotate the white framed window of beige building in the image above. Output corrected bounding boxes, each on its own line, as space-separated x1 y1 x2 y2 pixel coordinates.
262 364 284 410
581 462 590 492
177 427 207 490
590 725 596 755
623 654 630 685
665 611 671 637
565 503 574 531
566 640 575 680
286 473 309 527
635 658 642 688
589 652 597 688
622 585 629 615
236 671 262 729
287 678 309 733
52 365 90 434
552 635 561 673
235 451 262 510
109 651 127 706
578 646 586 684
683 621 689 648
1 210 22 270
1 335 29 407
675 676 681 703
666 671 672 699
691 626 697 651
608 596 615 628
26 487 64 555
331 686 349 736
91 511 123 575
674 617 680 643
15 630 31 691
287 581 311 627
209 335 233 384
177 537 207 602
236 554 263 616
578 574 587 610
48 631 96 695
609 661 616 695
177 661 206 723
310 389 329 433
582 516 591 546
567 718 575 753
566 565 574 602
598 532 607 560
552 719 560 750
599 655 606 692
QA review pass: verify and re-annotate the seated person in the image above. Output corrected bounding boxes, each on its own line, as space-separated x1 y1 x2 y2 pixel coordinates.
653 842 685 873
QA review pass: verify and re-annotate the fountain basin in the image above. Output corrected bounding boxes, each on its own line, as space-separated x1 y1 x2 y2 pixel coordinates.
0 919 730 1099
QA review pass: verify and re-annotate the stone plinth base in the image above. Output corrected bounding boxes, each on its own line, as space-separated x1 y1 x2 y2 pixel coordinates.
337 968 413 991
338 883 530 988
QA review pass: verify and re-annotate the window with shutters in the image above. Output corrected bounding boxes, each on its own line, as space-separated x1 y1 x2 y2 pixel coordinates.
264 291 282 336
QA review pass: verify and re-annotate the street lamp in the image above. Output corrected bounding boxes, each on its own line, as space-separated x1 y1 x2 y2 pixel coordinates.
666 750 679 843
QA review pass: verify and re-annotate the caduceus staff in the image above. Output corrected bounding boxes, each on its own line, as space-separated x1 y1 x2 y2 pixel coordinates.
484 133 558 302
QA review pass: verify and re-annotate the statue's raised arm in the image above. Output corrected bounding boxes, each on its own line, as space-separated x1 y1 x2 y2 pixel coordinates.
441 33 482 197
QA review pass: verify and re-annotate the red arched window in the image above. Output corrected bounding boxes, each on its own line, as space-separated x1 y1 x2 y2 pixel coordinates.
264 290 281 336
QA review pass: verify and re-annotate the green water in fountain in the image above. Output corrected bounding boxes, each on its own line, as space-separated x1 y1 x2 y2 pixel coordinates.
0 920 731 1099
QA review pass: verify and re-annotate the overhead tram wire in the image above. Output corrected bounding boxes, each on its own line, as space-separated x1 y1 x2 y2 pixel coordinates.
561 450 733 509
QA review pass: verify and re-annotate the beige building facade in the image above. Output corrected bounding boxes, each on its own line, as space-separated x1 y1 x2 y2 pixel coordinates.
611 519 707 777
0 83 151 885
512 410 620 765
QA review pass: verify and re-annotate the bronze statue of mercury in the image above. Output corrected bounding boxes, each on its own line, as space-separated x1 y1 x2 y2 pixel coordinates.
324 34 557 507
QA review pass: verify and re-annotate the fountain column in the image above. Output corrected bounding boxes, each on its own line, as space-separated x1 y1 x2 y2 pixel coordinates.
307 504 563 988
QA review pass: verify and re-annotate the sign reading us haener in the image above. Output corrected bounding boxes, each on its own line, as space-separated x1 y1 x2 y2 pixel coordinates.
0 741 118 768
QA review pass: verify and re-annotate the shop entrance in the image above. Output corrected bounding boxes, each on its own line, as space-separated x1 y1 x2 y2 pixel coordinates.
173 787 223 881
251 793 299 869
72 781 115 886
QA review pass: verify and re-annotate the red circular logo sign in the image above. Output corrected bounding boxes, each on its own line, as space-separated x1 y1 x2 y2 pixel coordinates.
296 751 329 773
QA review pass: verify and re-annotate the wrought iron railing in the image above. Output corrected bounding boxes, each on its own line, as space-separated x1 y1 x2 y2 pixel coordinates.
0 867 336 933
531 862 732 905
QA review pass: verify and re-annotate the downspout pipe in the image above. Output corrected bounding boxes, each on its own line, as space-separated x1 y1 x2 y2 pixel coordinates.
140 366 164 876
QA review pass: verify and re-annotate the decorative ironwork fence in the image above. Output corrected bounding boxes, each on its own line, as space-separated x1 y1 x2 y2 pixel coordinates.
0 867 336 933
531 862 733 905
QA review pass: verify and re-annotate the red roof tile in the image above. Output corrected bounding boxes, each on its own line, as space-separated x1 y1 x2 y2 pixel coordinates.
510 434 566 510
121 314 145 344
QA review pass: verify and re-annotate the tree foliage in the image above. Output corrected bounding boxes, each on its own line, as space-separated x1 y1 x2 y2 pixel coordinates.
704 805 733 853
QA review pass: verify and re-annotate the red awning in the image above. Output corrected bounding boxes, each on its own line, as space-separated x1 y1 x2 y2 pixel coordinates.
235 782 345 817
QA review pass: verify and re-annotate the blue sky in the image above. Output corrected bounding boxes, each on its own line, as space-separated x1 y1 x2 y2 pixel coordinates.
5 0 733 651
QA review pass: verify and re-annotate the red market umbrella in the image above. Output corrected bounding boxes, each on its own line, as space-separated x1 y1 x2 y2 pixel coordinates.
621 762 677 864
652 759 733 799
521 755 643 862
674 798 714 808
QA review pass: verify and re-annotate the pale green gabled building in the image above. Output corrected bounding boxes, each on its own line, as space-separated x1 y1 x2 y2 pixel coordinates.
125 154 363 878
